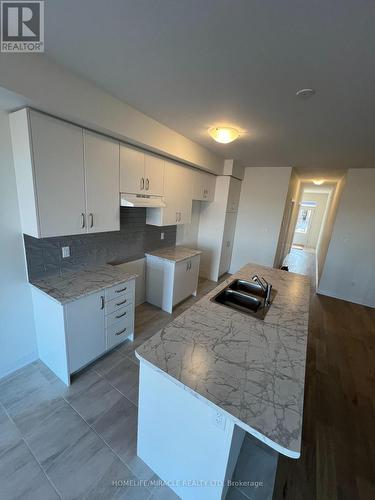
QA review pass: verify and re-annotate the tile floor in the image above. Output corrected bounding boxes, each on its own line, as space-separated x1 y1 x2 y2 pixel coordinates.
0 277 263 500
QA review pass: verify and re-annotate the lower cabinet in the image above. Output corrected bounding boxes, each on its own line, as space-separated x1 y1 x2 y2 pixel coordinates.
146 255 200 313
31 278 135 385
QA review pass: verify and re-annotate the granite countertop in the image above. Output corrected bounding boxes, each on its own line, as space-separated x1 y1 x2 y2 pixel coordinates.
30 265 138 305
145 246 202 262
136 262 310 458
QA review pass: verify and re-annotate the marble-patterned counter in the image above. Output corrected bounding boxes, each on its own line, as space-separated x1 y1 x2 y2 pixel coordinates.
136 262 310 458
30 265 138 305
145 246 202 262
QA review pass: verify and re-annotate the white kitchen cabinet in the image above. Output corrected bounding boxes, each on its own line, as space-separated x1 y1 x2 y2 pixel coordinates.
84 131 120 233
10 108 120 238
146 254 200 313
144 154 165 195
226 177 242 212
197 176 242 281
31 278 135 385
10 109 86 238
65 290 106 373
218 211 238 276
192 171 216 202
120 146 144 194
146 161 192 226
120 145 165 196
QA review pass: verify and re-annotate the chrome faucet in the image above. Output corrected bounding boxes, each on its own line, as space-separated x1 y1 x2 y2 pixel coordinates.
252 275 272 307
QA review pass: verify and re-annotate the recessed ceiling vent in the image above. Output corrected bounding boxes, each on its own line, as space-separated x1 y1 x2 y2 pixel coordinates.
296 88 316 99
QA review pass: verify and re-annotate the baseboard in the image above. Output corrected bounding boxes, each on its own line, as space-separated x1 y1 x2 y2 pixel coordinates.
317 288 375 309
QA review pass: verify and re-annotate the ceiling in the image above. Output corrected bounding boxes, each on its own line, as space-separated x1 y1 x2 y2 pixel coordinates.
44 0 375 169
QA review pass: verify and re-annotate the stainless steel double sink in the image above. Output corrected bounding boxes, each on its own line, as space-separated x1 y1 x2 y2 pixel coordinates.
212 279 276 319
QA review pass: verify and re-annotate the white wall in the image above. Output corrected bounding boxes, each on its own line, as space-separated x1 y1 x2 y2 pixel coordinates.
0 110 38 378
230 167 291 272
176 201 201 248
319 169 375 307
0 54 223 174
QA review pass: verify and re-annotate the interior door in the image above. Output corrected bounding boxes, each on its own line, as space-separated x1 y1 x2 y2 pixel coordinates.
120 145 145 194
30 110 86 237
85 131 120 233
144 154 164 196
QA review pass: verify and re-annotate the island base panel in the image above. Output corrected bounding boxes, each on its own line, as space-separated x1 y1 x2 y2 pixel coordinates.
137 360 245 500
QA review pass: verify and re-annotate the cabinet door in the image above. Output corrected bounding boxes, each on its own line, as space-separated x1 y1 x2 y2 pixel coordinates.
85 131 120 233
65 291 105 373
161 161 184 225
173 260 191 306
30 110 86 237
178 166 193 225
203 173 216 202
120 145 145 194
144 154 164 196
192 171 204 200
226 177 242 212
219 212 238 276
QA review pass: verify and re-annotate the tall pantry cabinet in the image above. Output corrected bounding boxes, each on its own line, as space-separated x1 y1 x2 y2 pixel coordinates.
197 176 242 281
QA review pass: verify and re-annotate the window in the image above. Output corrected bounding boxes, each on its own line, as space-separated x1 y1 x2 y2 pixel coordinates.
295 203 315 234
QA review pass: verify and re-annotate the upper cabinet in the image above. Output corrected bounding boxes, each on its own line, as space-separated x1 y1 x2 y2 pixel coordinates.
9 109 120 238
84 131 120 233
120 145 164 196
192 171 216 202
226 177 242 212
146 161 192 226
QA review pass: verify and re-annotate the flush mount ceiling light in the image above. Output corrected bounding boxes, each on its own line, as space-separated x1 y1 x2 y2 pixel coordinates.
313 179 325 185
296 88 316 99
208 127 240 144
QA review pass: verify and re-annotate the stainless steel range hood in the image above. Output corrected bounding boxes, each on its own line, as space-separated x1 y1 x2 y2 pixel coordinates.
120 193 166 208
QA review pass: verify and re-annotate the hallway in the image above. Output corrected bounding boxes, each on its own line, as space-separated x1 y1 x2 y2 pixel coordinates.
283 247 316 281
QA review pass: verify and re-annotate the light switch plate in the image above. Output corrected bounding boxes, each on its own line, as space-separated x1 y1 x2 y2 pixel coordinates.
62 246 70 258
160 232 165 240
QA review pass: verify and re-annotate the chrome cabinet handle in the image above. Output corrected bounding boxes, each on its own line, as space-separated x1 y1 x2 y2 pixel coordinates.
116 311 127 319
146 178 150 190
115 327 127 336
189 260 192 270
116 299 127 306
100 296 104 309
81 213 86 228
89 213 94 228
115 287 127 293
186 261 189 271
140 177 145 190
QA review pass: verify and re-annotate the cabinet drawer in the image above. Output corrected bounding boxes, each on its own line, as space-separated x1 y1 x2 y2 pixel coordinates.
105 292 133 315
106 315 133 349
105 279 135 302
105 303 133 327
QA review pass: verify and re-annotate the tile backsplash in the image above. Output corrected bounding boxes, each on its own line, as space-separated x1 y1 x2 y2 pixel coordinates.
24 207 176 280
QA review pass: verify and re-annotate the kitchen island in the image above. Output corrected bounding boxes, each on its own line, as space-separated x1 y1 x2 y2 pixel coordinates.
136 263 310 499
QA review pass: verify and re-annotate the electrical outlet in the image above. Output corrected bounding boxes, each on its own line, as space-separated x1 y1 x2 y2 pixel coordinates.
212 410 226 430
160 232 165 240
61 246 70 259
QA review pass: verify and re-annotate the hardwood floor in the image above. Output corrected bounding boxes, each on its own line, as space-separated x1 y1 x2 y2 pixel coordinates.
273 252 375 500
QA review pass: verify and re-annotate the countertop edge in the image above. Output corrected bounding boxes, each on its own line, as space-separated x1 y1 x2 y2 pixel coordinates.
30 273 138 305
135 351 301 459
